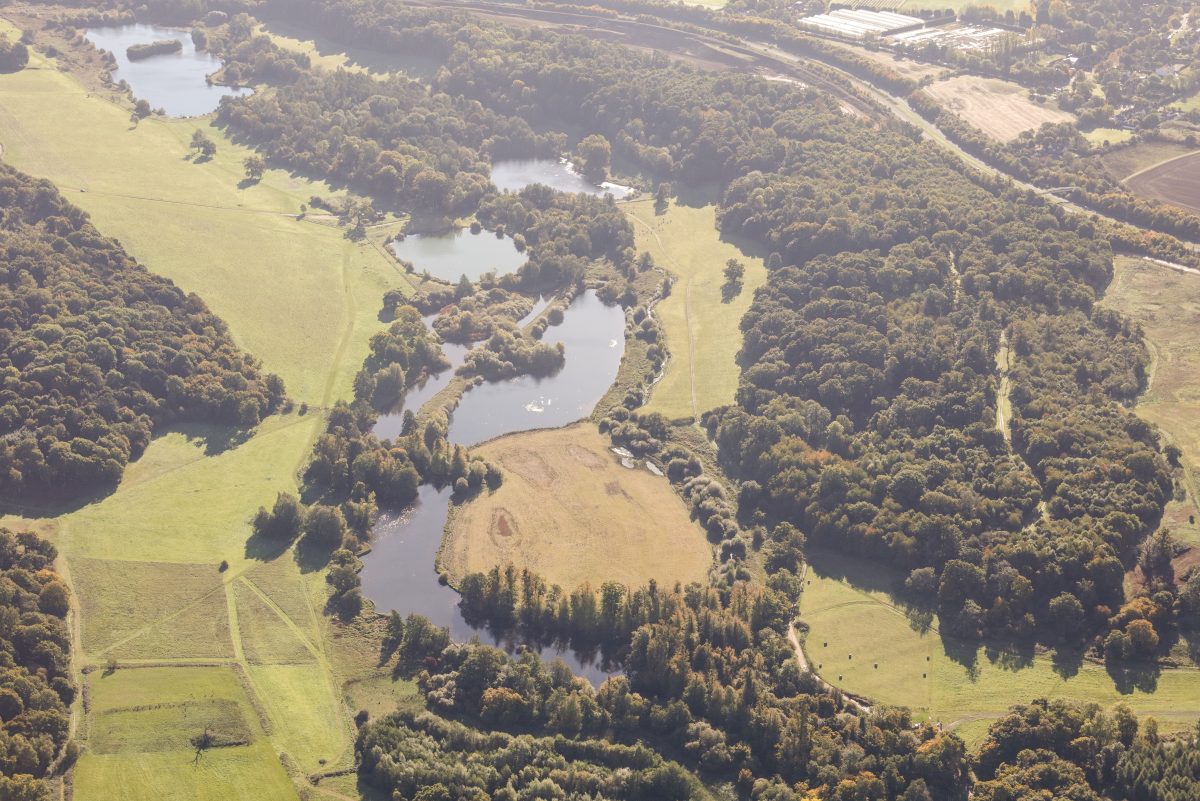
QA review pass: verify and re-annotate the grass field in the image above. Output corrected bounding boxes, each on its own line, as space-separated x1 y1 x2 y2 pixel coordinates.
1124 150 1200 216
0 24 423 800
1082 127 1135 148
1101 140 1196 181
1103 256 1200 552
75 667 295 801
441 423 713 591
625 199 766 421
799 550 1200 748
923 75 1075 142
0 30 409 405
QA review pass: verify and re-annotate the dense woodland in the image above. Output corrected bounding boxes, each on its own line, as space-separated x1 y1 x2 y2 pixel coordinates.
0 165 284 502
0 528 73 801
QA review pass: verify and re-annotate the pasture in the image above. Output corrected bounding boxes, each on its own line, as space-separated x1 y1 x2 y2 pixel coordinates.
0 35 410 405
0 25 419 800
1124 150 1200 216
625 199 766 421
922 75 1075 141
799 550 1200 748
440 423 713 591
75 667 295 801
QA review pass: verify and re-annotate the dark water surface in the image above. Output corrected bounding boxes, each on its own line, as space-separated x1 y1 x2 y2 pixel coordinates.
86 24 251 116
390 229 528 283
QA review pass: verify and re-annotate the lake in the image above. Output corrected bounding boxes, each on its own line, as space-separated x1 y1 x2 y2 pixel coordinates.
86 24 251 117
492 158 633 199
390 228 528 283
361 290 628 682
447 290 626 446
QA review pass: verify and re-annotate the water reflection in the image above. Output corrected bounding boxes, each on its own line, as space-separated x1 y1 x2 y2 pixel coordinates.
492 158 633 199
390 228 527 283
86 24 251 117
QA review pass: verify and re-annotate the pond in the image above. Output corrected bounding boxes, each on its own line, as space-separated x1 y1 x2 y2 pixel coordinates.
361 290 628 683
492 158 633 199
390 228 528 284
86 24 252 117
447 290 626 446
359 485 620 685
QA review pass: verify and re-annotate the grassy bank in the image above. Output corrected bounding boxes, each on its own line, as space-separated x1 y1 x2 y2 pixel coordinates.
625 199 766 421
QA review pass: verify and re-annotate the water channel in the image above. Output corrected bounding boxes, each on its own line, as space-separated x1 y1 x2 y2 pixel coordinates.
85 24 251 117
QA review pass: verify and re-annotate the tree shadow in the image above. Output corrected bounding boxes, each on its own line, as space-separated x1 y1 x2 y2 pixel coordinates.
721 281 743 303
236 177 260 190
171 422 255 456
294 533 336 574
1050 646 1084 680
1105 656 1162 694
243 529 292 563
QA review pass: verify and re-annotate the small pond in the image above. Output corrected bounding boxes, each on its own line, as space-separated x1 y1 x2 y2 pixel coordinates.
447 290 626 446
359 485 620 686
492 158 633 199
390 228 528 284
86 24 251 117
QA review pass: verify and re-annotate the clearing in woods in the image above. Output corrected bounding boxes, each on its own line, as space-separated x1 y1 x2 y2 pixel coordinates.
922 75 1075 142
441 424 713 591
625 199 766 421
1102 257 1200 555
798 549 1200 749
0 24 418 801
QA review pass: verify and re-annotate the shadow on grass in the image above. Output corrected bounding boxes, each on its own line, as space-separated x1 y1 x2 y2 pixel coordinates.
1106 657 1163 694
244 529 292 563
172 422 255 456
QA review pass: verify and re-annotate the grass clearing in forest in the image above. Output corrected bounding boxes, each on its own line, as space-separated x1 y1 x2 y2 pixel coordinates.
0 35 409 405
441 423 713 591
922 75 1075 142
75 667 295 801
799 550 1200 748
625 199 766 421
1103 257 1200 554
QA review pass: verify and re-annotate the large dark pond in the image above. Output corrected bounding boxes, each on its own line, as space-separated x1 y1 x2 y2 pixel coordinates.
390 229 528 283
492 158 633 199
86 24 252 117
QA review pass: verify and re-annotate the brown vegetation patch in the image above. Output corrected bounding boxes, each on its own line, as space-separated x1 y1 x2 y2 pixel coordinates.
923 75 1075 142
499 449 556 487
568 443 605 469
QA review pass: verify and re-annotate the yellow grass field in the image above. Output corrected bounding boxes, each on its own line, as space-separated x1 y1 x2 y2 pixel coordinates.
800 550 1200 749
625 199 766 421
441 424 713 591
924 75 1075 142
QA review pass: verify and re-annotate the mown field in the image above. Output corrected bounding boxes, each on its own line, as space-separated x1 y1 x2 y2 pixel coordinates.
440 423 713 591
625 199 766 421
799 550 1200 749
0 24 418 801
923 75 1075 142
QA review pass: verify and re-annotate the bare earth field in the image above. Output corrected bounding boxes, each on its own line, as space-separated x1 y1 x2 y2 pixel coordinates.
924 75 1075 141
1125 150 1200 216
441 424 713 591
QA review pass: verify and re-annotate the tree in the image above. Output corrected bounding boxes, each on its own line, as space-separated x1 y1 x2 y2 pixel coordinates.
190 130 216 158
576 134 611 179
0 37 29 73
37 581 69 617
723 259 745 284
243 155 266 182
131 99 152 121
303 504 347 548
